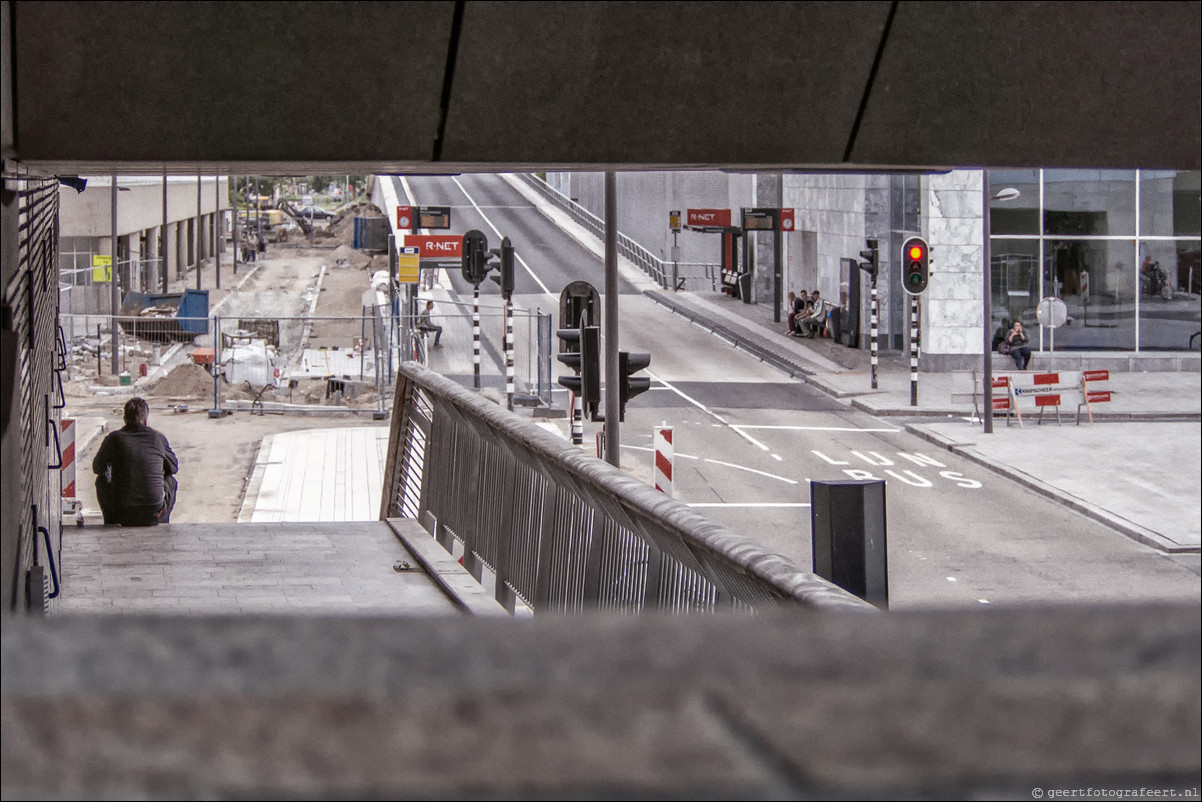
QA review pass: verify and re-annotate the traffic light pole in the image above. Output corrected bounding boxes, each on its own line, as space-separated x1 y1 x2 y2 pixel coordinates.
870 276 879 390
910 296 919 406
603 171 620 468
472 285 481 389
504 294 514 411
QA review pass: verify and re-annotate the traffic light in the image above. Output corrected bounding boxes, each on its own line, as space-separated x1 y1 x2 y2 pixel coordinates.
488 236 515 298
461 229 492 285
556 317 584 396
617 351 651 422
858 238 879 278
556 315 600 420
901 236 929 295
580 323 601 420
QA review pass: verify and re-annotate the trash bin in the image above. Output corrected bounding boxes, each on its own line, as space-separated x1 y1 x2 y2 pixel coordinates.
738 273 752 304
118 371 131 386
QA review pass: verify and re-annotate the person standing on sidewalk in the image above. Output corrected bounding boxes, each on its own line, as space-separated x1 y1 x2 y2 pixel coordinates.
92 397 179 526
786 291 805 335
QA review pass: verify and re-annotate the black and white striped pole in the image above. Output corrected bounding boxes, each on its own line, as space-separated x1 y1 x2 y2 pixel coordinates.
901 236 930 408
910 296 920 406
571 393 583 445
472 285 481 389
858 240 880 390
494 237 516 411
504 296 514 409
461 230 490 391
870 283 879 390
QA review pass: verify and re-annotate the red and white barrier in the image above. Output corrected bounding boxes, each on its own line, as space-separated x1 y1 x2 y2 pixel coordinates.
654 425 673 497
60 417 84 524
1004 370 1111 426
59 418 76 499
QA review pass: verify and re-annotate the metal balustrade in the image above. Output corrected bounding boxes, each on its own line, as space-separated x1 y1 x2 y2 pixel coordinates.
381 361 872 615
517 173 720 292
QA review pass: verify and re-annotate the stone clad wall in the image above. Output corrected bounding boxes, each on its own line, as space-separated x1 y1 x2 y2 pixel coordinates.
924 171 986 370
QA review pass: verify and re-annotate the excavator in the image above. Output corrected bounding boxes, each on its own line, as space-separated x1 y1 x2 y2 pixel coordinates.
276 199 316 238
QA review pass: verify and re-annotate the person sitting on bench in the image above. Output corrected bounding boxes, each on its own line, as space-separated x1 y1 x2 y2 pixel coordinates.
799 291 828 338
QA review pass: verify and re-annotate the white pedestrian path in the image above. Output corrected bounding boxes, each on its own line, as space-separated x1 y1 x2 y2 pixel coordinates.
239 426 391 522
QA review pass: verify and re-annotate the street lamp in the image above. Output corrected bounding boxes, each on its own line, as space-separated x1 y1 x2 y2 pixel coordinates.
982 180 1021 433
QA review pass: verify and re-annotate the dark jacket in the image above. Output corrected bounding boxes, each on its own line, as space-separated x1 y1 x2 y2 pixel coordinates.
92 423 178 509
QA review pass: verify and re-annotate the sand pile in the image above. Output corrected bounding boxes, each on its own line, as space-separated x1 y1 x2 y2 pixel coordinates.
153 362 215 398
330 243 373 269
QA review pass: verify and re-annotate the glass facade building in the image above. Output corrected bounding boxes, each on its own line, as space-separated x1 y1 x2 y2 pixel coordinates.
989 169 1201 352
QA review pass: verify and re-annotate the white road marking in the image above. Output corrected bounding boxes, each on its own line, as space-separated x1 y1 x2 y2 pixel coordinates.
703 458 798 484
687 503 812 508
645 371 770 452
734 424 902 433
453 176 554 298
622 445 796 484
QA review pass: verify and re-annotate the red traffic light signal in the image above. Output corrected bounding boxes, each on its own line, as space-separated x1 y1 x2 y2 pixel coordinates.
901 235 929 295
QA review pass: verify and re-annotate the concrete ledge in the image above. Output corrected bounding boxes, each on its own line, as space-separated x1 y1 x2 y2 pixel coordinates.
386 518 510 618
4 605 1198 799
924 351 1202 373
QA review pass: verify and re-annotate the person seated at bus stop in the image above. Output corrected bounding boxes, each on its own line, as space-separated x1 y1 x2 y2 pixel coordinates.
417 299 443 346
798 291 827 337
92 396 178 526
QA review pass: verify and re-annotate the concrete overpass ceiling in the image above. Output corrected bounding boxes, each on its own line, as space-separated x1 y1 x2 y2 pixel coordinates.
439 1 888 166
6 1 1200 176
11 1 454 168
851 2 1202 170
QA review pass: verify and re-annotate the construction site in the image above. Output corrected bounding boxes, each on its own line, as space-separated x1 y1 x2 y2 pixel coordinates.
59 188 411 526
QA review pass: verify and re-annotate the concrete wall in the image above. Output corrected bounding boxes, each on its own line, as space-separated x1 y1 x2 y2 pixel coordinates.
57 176 229 288
57 176 226 238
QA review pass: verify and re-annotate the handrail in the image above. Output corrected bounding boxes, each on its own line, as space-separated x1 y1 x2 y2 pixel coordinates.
45 394 63 470
37 524 60 600
380 361 873 615
517 174 720 292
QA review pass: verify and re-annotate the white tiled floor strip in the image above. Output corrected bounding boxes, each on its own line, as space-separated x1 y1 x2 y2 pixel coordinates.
240 426 391 523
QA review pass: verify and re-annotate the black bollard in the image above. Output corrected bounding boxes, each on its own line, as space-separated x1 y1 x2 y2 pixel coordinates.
810 479 888 609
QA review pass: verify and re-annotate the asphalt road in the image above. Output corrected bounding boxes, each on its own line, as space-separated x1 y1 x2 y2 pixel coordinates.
398 173 1200 610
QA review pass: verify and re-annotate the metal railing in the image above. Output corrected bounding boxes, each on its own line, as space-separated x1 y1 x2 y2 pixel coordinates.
381 361 872 615
517 174 720 292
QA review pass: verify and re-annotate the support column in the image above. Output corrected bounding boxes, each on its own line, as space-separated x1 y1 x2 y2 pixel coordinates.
110 173 119 375
161 169 169 292
603 171 620 467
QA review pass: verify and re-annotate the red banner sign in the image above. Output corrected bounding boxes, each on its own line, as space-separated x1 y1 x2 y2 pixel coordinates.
780 208 795 231
687 208 731 227
404 234 462 258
